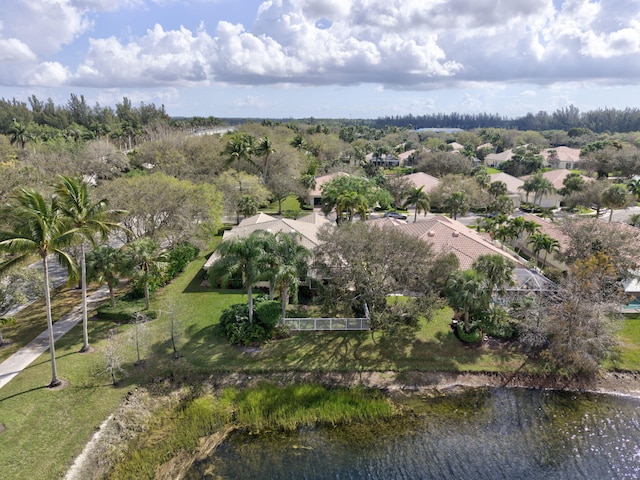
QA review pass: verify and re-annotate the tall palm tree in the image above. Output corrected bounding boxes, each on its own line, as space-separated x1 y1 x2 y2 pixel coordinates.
272 232 310 320
527 232 559 268
518 178 536 204
0 189 77 387
403 186 430 223
55 175 124 352
122 238 168 311
214 231 267 323
223 132 255 169
254 136 275 182
336 191 368 223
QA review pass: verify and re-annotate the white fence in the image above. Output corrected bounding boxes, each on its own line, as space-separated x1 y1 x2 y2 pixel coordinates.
283 317 370 331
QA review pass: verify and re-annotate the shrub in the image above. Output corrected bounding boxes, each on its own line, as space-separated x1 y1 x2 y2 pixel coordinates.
456 322 483 344
220 301 282 345
166 243 200 279
255 300 282 330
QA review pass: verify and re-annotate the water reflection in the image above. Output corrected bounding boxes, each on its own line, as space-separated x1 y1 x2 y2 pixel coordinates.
188 388 640 480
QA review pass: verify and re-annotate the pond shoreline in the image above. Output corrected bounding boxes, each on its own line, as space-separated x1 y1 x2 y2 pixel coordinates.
65 369 640 479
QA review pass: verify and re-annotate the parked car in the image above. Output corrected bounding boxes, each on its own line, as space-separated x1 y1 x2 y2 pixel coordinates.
384 211 407 220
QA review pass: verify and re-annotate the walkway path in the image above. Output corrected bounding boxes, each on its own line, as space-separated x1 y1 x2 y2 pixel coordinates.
0 285 110 390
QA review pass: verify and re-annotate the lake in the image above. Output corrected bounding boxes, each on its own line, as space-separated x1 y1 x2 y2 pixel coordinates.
187 387 640 479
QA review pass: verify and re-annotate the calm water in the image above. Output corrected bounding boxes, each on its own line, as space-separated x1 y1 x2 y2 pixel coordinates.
188 388 640 480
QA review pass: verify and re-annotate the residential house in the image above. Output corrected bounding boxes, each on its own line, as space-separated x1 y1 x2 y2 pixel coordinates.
512 212 569 271
540 146 581 169
485 149 517 168
306 171 350 207
489 172 524 208
403 171 441 193
520 169 593 208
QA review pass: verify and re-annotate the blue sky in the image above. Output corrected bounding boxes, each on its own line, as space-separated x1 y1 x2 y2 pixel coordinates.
2 0 640 119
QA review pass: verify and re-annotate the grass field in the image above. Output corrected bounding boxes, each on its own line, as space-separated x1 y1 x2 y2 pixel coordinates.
1 244 640 478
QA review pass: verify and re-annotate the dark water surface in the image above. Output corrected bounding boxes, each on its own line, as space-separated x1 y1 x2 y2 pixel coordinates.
188 388 640 480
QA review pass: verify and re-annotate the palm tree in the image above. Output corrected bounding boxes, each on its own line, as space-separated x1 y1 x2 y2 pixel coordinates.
628 178 640 203
223 132 255 169
530 174 554 206
55 175 124 352
403 186 430 223
629 213 640 227
336 191 368 223
269 232 311 320
254 136 275 182
518 178 536 204
443 191 468 220
122 238 168 311
472 254 515 298
214 231 267 323
86 245 124 308
8 122 31 149
488 181 508 198
0 189 77 387
445 270 487 333
602 183 631 222
527 232 559 268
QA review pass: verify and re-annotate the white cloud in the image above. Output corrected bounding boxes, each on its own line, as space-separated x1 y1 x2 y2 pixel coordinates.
4 0 640 94
27 62 70 86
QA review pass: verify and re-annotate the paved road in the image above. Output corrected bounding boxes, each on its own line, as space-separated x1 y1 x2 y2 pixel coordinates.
0 285 110 390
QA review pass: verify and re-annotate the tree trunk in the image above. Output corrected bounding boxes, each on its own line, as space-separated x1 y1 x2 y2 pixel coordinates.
281 286 289 325
608 208 614 223
108 283 116 307
247 285 253 323
144 281 150 310
80 243 89 352
43 256 61 387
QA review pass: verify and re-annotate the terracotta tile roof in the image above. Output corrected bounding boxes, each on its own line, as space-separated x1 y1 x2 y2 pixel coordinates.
403 172 441 192
397 215 525 270
516 212 570 252
521 169 593 190
309 171 350 198
489 172 524 194
541 146 581 164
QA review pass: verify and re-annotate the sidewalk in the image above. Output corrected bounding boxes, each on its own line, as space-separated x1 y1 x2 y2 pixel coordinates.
0 286 110 390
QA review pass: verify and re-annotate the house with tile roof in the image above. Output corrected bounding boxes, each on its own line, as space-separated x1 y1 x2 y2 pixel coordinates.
397 215 525 270
540 146 581 169
484 149 516 168
512 212 569 271
521 169 593 208
305 171 350 207
203 212 331 272
403 171 441 193
489 172 524 208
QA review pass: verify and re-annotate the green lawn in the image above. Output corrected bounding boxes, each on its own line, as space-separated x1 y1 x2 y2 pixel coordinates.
1 244 640 478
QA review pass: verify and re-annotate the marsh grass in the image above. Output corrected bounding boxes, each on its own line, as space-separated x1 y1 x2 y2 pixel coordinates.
108 383 394 479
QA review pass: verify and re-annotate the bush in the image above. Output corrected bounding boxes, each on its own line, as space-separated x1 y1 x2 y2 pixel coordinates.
220 301 282 345
166 243 199 279
456 322 483 344
255 300 282 330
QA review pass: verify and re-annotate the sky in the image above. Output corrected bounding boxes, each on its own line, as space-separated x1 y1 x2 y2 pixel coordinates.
2 0 640 119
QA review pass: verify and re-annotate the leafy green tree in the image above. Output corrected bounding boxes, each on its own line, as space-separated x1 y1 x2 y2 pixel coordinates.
488 181 508 198
56 175 124 352
0 189 78 387
212 231 267 324
560 173 587 196
602 183 631 222
320 176 377 219
122 238 168 310
336 191 369 223
8 122 32 149
403 186 430 223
